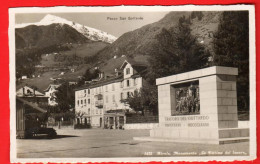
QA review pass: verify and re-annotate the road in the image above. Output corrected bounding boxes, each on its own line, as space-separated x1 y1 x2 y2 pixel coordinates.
17 128 249 158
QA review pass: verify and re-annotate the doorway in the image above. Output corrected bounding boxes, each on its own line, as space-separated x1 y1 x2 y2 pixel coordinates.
100 117 102 127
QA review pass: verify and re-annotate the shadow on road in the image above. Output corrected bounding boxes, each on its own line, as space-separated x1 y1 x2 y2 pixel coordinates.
23 135 79 140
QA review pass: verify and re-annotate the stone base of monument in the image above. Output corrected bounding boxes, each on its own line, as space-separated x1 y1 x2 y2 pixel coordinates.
134 66 250 145
134 127 249 145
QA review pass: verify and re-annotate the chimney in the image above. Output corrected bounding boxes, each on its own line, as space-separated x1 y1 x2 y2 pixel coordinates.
99 72 104 79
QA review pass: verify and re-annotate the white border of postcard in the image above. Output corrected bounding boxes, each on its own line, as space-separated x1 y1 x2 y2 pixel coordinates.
9 5 256 163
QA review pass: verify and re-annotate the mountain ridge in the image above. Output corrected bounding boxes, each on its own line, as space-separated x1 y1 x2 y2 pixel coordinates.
16 14 117 43
95 11 222 63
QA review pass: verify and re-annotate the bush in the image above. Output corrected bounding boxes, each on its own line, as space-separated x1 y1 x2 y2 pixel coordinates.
74 124 91 129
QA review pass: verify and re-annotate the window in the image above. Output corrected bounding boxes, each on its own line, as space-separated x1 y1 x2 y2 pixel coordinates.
84 99 86 104
134 78 138 85
126 68 130 75
81 100 83 104
84 89 86 94
88 99 90 104
88 108 90 114
77 100 79 106
121 93 124 100
112 84 115 91
127 80 130 87
27 89 32 95
112 95 115 102
88 89 90 94
127 92 130 98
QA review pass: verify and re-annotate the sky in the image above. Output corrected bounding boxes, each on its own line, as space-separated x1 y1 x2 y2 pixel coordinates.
15 12 169 37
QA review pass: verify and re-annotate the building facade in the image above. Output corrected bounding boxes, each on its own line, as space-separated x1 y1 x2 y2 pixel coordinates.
16 85 48 106
75 60 146 128
44 84 61 106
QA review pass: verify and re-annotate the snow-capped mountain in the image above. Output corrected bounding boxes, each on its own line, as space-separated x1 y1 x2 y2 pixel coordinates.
16 14 117 43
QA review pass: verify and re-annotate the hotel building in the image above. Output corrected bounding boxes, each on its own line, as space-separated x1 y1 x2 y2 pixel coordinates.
74 59 147 128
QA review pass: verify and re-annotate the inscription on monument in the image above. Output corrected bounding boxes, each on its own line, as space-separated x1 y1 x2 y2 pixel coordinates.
165 115 209 121
164 115 210 128
165 123 181 127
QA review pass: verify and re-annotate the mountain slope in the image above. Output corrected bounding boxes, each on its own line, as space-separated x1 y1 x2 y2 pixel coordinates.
15 23 89 49
96 11 222 62
16 14 117 43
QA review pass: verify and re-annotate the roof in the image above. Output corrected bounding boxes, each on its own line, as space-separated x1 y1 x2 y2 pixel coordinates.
16 97 47 113
120 58 147 70
16 84 36 91
44 83 62 92
16 84 45 95
132 65 147 73
75 75 123 91
75 59 147 91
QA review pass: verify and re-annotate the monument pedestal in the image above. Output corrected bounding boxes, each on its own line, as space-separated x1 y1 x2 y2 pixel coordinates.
134 66 249 145
134 127 249 144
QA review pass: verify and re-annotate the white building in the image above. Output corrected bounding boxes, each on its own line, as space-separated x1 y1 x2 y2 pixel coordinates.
21 76 27 79
75 59 147 128
44 84 61 106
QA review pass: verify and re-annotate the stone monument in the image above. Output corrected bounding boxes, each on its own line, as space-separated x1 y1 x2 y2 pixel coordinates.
134 66 249 144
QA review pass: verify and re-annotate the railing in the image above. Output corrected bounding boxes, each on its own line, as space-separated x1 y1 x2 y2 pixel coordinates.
94 94 103 100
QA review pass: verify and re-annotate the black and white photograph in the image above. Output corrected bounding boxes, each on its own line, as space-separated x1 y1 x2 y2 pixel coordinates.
9 5 256 163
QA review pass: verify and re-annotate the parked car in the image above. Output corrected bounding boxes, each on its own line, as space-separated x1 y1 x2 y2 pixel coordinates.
25 127 57 138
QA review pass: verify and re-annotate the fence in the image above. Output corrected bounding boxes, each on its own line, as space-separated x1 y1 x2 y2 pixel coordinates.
126 114 158 124
124 123 159 129
47 120 74 127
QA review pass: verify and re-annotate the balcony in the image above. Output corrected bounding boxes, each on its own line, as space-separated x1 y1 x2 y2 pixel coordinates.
95 100 103 108
94 94 103 100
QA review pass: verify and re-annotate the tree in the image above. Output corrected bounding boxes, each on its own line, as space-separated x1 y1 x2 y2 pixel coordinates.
75 110 86 120
213 11 249 111
123 90 143 114
176 18 210 72
55 82 75 112
124 84 158 115
147 16 210 85
77 68 100 86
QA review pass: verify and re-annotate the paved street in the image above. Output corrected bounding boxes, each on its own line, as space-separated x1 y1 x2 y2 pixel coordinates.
17 129 249 158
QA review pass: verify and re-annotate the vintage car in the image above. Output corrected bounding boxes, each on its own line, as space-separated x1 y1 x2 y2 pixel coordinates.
25 127 57 138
